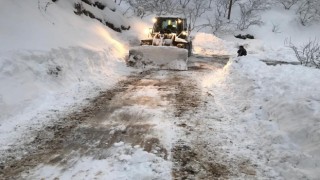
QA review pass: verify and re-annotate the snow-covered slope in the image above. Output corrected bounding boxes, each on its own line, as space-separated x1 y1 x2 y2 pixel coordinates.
248 6 320 47
197 32 320 179
0 0 134 155
0 0 129 51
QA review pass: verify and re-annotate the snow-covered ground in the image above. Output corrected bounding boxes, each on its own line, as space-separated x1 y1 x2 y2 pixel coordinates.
195 30 320 178
1 0 320 179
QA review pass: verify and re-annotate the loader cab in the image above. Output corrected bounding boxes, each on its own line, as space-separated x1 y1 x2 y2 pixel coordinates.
152 17 188 36
140 16 192 57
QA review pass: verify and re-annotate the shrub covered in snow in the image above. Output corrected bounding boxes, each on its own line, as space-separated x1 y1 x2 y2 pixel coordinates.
125 0 177 18
296 0 320 26
286 38 320 68
275 0 300 10
236 0 270 30
122 0 215 32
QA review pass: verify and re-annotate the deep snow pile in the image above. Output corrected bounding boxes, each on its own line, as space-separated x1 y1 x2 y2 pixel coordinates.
0 0 135 158
238 57 320 158
198 32 320 179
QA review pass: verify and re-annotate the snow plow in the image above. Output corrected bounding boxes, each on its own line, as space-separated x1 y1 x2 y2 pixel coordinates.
127 16 192 70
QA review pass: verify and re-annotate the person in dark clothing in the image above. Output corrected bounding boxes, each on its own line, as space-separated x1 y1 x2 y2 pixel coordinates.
237 46 247 56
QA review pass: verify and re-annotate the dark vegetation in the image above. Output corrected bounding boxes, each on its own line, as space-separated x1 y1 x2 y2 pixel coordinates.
52 0 129 32
234 34 255 40
73 0 130 32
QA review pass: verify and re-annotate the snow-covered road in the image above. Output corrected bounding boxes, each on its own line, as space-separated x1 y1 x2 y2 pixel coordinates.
2 53 320 180
1 55 230 179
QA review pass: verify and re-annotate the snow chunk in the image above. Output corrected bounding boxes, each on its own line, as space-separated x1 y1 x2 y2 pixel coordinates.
118 154 132 161
114 141 125 147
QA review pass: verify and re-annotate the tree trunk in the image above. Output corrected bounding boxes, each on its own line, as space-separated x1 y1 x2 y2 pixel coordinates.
227 0 232 20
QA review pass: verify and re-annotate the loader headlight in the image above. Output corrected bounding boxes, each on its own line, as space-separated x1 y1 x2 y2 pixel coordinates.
144 28 149 35
182 31 187 35
152 18 157 23
144 28 153 35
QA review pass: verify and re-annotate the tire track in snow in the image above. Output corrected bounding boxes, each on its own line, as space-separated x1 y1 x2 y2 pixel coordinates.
167 56 232 180
1 70 172 179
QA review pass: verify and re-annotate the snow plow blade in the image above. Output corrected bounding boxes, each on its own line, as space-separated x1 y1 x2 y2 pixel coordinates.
127 46 188 70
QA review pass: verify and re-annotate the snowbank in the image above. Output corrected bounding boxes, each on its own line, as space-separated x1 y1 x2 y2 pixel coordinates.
194 32 320 179
0 0 134 158
213 57 320 179
238 57 320 158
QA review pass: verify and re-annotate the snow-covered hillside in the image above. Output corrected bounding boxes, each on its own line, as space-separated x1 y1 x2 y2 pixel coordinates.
0 0 140 155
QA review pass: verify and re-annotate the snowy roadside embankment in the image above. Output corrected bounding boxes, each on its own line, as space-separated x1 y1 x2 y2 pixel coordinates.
238 57 320 159
0 48 129 151
195 32 320 179
203 56 320 179
0 0 136 160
